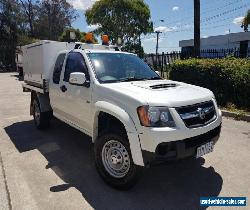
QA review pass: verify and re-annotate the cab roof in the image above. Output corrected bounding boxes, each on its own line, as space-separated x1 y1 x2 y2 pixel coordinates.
84 49 134 55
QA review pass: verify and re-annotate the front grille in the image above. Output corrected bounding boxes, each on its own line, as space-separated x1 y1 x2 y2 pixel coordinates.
176 101 216 128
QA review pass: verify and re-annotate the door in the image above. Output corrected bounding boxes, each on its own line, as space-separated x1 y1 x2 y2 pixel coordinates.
59 52 92 133
49 52 67 114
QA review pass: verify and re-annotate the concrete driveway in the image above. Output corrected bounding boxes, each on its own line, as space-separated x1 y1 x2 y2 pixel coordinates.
0 73 249 210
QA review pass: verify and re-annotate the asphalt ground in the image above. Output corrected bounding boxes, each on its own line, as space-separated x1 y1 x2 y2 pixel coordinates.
0 72 249 210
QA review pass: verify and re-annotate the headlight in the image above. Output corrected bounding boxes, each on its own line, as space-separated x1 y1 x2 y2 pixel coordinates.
148 107 160 123
137 106 175 127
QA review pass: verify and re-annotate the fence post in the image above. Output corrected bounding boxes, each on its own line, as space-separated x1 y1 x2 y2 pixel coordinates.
161 52 164 77
151 53 155 69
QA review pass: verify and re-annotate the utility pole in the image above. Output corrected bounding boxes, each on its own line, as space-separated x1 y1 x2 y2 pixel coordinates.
194 0 200 57
155 31 162 65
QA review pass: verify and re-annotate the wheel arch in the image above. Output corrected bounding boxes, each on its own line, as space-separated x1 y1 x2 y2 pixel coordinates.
30 91 52 115
93 101 144 166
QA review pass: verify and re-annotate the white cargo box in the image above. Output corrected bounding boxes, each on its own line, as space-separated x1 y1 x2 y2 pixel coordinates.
22 40 75 87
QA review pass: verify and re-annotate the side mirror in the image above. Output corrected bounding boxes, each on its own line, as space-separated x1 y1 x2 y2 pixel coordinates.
69 72 86 86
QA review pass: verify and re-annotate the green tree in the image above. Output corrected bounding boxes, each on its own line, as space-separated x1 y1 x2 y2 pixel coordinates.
59 28 82 42
17 34 38 46
0 0 79 66
0 0 20 65
122 40 144 58
18 0 78 40
85 0 153 48
34 0 78 40
19 0 39 36
59 28 98 43
241 9 250 32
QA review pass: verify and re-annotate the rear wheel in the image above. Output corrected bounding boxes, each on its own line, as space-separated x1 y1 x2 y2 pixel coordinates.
94 133 142 190
33 99 51 129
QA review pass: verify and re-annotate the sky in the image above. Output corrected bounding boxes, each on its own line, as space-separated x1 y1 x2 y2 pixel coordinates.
68 0 250 53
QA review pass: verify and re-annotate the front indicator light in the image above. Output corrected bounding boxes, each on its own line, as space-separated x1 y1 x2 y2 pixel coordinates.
137 106 150 126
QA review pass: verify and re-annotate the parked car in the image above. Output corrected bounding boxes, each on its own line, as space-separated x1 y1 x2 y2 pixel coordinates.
22 37 222 190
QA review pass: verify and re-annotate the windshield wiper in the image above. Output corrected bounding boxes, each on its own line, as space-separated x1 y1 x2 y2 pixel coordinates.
101 80 119 83
119 78 146 82
147 76 162 80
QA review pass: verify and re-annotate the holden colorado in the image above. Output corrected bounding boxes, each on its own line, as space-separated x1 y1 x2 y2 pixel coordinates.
22 38 222 190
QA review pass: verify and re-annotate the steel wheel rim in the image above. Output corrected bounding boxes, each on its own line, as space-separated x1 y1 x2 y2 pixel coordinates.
101 140 131 178
34 102 40 125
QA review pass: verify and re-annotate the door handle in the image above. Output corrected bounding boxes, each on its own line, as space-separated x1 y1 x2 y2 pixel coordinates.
60 85 67 92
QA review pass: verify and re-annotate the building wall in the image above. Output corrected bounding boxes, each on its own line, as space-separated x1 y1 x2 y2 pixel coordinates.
200 40 250 50
179 31 250 50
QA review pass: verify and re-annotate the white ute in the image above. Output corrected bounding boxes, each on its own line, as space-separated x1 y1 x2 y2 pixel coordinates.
22 39 222 189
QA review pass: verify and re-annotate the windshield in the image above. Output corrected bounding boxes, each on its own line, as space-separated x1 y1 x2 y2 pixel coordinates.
87 53 161 83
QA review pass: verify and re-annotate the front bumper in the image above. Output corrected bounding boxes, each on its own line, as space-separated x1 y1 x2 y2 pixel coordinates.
141 124 221 165
138 104 222 151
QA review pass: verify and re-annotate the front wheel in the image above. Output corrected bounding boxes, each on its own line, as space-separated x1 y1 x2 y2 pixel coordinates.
94 134 142 190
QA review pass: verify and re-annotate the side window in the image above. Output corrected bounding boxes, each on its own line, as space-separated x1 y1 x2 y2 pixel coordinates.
53 53 66 84
63 52 88 82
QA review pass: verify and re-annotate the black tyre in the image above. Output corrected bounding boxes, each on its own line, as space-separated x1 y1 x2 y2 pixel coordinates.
94 133 143 190
33 99 51 129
